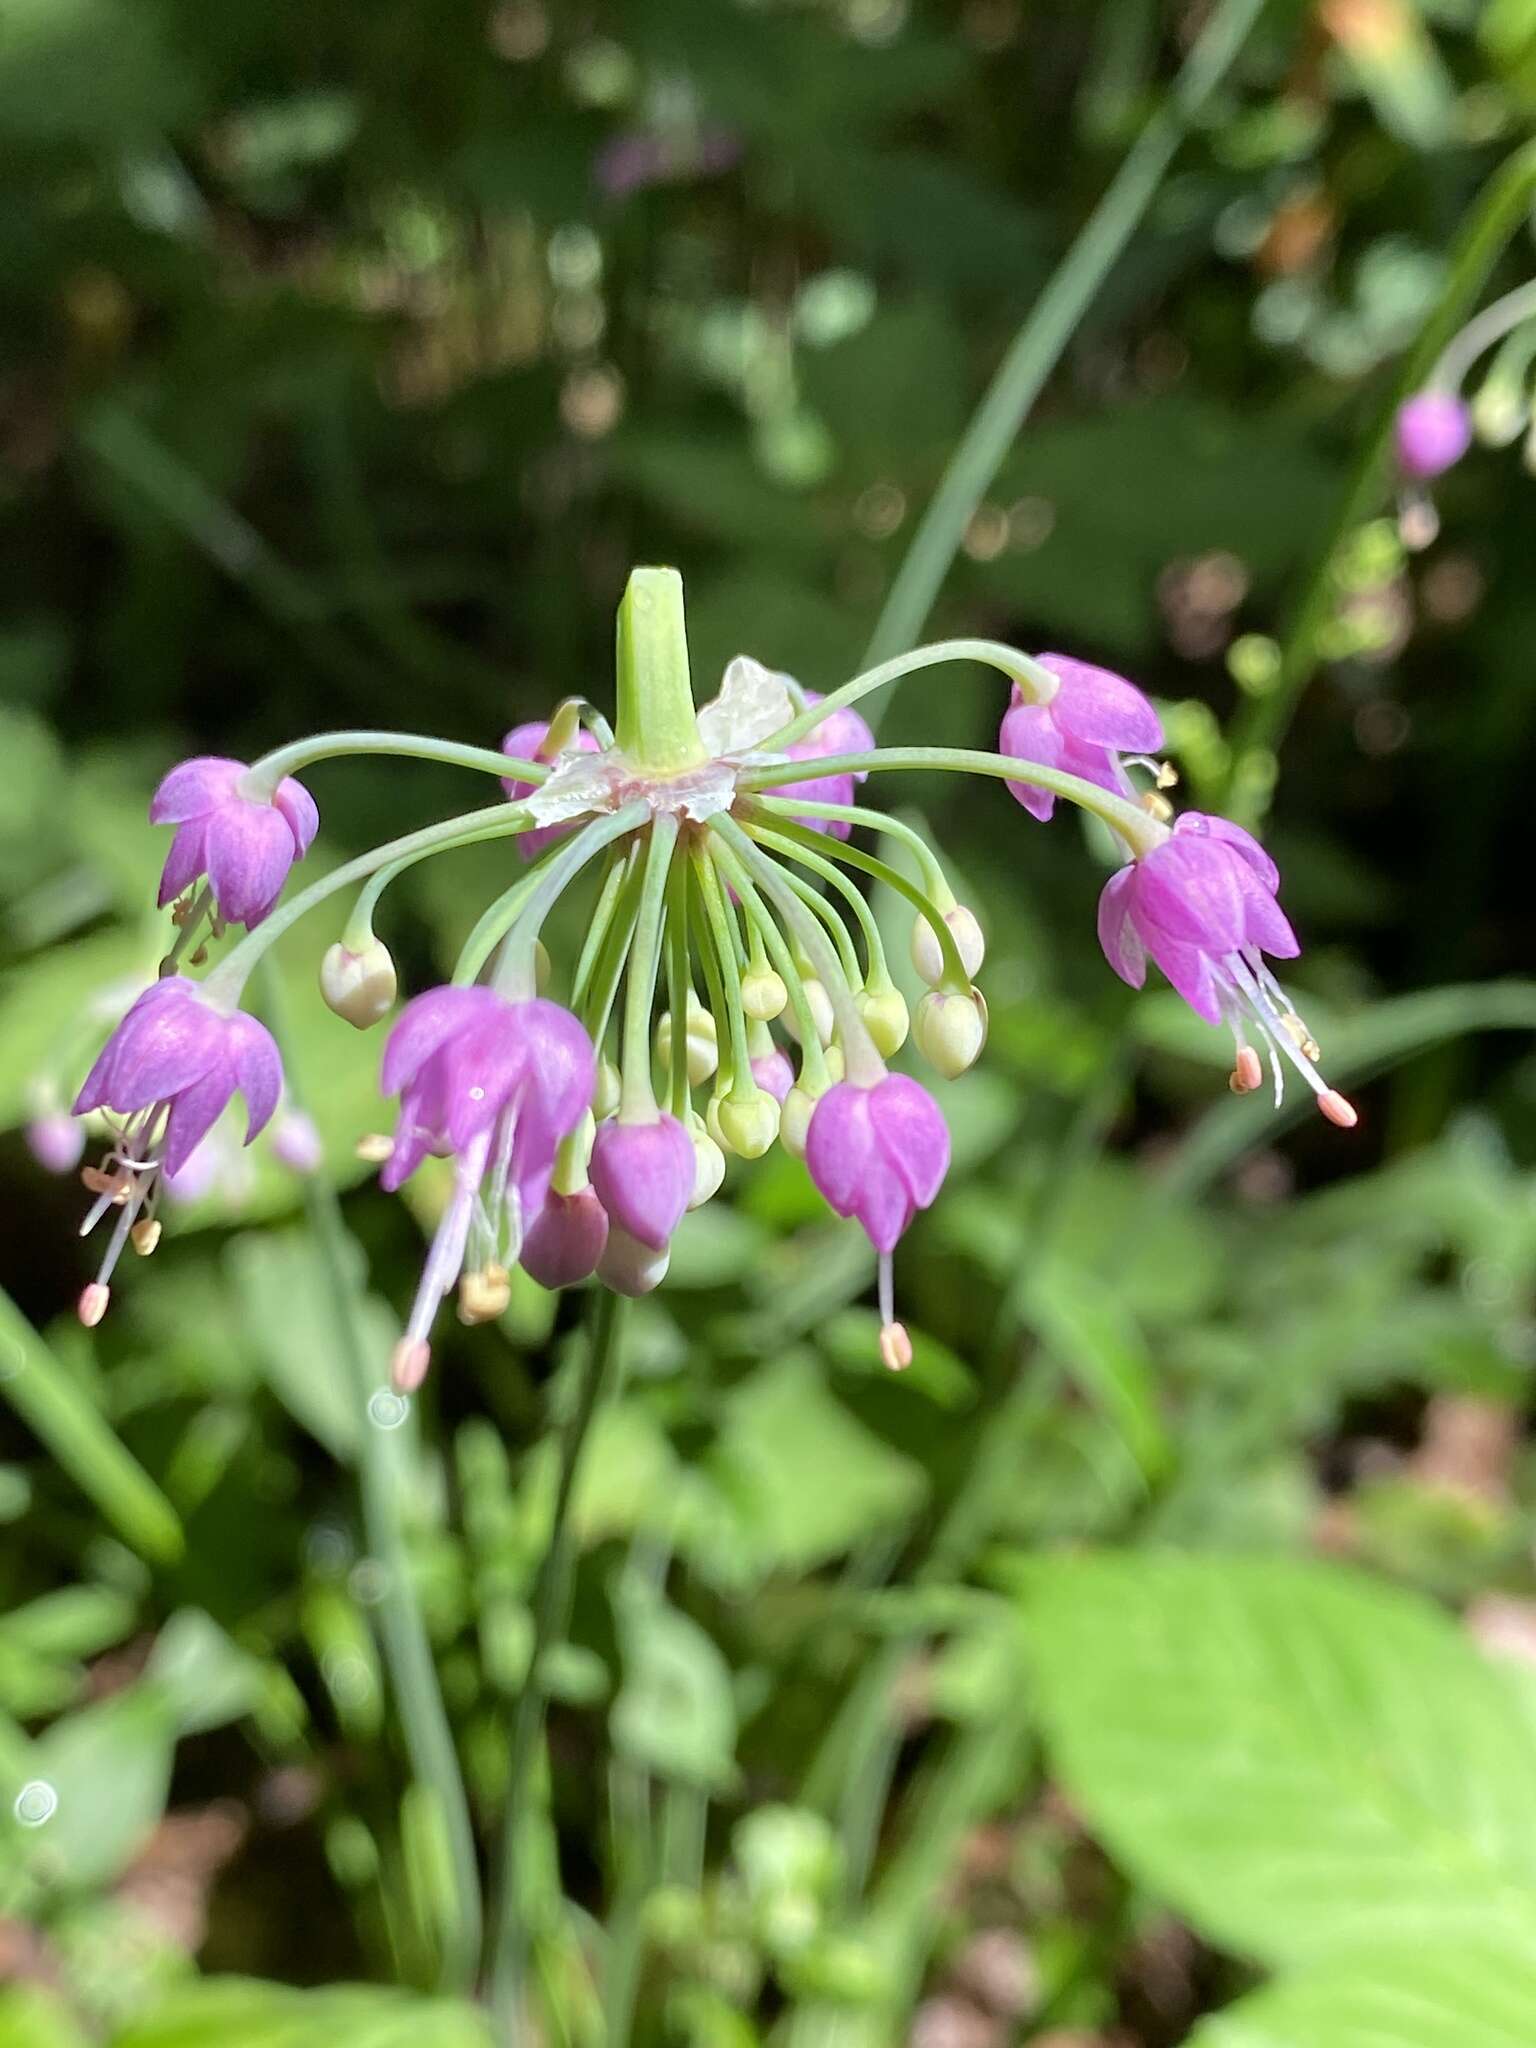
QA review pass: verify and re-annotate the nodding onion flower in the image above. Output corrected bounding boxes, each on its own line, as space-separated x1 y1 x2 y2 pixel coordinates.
1394 274 1536 547
69 567 1356 1379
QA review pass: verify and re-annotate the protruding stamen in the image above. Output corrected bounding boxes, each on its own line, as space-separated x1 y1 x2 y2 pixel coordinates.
1229 1046 1263 1094
1319 1089 1358 1129
77 1282 110 1328
1141 790 1174 822
131 1219 162 1257
390 1338 431 1392
1156 761 1179 789
879 1322 913 1373
355 1133 395 1164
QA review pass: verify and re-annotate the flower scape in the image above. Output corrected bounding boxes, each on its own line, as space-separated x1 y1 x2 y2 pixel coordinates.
69 567 1356 1386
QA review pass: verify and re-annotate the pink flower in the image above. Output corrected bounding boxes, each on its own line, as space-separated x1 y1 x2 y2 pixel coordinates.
151 757 318 928
501 720 603 860
751 1048 795 1103
1395 392 1472 480
775 694 876 839
27 1112 84 1175
71 977 282 1320
589 1114 695 1251
378 986 595 1387
999 655 1162 823
1097 812 1355 1125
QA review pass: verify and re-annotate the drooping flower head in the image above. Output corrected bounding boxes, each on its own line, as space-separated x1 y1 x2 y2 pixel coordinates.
69 565 1358 1381
1097 812 1355 1125
71 977 282 1321
1000 655 1163 822
151 757 318 929
379 987 595 1387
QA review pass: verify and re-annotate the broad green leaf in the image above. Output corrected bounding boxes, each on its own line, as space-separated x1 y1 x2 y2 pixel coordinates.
4 1688 176 1891
612 1588 739 1791
1026 1553 1536 1968
1190 1936 1536 2048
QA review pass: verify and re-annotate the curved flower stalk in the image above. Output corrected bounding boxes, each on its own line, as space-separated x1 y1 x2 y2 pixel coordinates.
67 566 1355 1372
1393 275 1536 546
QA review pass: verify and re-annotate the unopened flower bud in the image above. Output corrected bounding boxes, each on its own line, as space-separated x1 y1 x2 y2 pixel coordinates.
597 1223 670 1296
857 985 909 1056
656 994 718 1086
822 1045 846 1083
910 905 985 987
914 988 987 1078
321 937 397 1029
709 1089 780 1160
741 966 788 1021
784 978 834 1048
522 1185 608 1289
593 1058 622 1120
27 1112 84 1176
779 1085 819 1160
271 1109 323 1175
686 1116 726 1209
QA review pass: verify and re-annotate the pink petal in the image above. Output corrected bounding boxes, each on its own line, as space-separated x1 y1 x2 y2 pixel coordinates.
1096 868 1146 988
381 987 494 1097
999 700 1064 821
804 1084 876 1216
869 1075 949 1209
149 757 244 825
273 777 319 855
227 1013 284 1141
1233 862 1299 959
1174 812 1278 893
156 820 209 908
1137 921 1224 1025
161 1063 238 1177
204 802 300 927
1132 838 1246 951
1039 655 1163 752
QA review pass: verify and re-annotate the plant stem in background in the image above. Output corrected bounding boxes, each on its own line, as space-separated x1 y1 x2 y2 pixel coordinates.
492 1287 630 2036
1221 136 1536 823
267 970 484 1994
862 0 1267 675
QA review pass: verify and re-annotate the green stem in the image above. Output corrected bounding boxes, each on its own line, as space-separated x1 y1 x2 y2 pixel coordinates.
203 805 529 1005
754 796 952 901
244 729 547 799
269 965 483 1994
742 747 1162 857
619 818 680 1120
571 849 636 1012
463 804 649 992
703 834 831 1093
862 0 1267 670
665 857 695 1118
763 639 1045 753
1223 136 1536 821
745 814 961 991
491 1288 630 2036
690 844 757 1100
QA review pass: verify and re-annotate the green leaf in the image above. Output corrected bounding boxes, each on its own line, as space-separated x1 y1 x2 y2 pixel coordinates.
1026 1553 1536 1969
1020 1257 1172 1484
612 1588 740 1791
1189 1936 1536 2048
110 1979 494 2048
4 1688 177 1891
0 1984 91 2048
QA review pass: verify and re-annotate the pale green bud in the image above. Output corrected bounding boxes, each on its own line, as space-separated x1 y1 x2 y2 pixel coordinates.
910 905 985 987
857 985 909 1055
742 966 789 1021
784 978 834 1048
686 1114 726 1209
914 987 987 1078
779 1085 817 1160
710 1089 780 1160
593 1058 622 1120
823 1044 845 1082
656 993 718 1086
320 937 397 1029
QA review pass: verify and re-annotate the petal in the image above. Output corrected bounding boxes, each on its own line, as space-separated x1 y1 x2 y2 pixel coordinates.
850 1170 915 1256
381 986 493 1097
1096 868 1147 989
1139 921 1224 1025
1038 655 1163 752
226 1013 284 1141
156 820 209 908
516 1000 596 1158
998 701 1064 821
204 802 300 927
273 776 320 855
1133 837 1246 951
869 1075 949 1210
1174 811 1279 893
443 1018 530 1151
1056 730 1131 799
804 1084 876 1217
162 1062 238 1177
75 985 227 1115
1234 863 1299 958
148 757 244 825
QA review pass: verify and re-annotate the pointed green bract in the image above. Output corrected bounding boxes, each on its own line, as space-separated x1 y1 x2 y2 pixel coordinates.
613 566 705 772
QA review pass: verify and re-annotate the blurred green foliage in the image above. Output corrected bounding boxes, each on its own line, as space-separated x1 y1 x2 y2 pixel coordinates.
3 0 1536 2043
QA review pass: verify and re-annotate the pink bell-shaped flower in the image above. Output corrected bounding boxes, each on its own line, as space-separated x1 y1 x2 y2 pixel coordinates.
589 1113 696 1251
151 757 319 928
1000 655 1163 823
